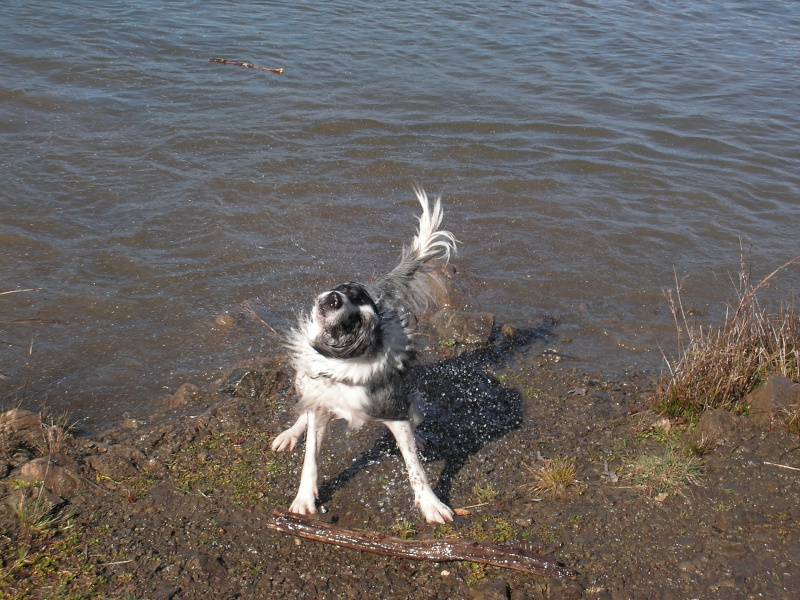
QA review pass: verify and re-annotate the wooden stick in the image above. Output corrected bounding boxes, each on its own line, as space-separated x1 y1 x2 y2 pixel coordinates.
266 509 578 580
209 57 284 74
764 461 800 472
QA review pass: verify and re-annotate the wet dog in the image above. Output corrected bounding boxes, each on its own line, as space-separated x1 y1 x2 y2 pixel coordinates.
271 186 456 523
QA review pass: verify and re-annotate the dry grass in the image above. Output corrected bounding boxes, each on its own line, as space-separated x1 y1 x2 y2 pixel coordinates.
785 403 800 436
654 255 800 418
522 455 582 499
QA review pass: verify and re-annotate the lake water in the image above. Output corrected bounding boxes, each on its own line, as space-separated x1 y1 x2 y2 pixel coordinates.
2 1 799 431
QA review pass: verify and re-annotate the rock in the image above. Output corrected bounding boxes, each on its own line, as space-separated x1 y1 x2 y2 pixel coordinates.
746 375 800 428
133 480 186 515
214 312 235 328
429 308 495 345
425 263 469 310
87 444 146 478
686 408 739 446
151 587 181 600
166 383 205 409
183 551 226 583
19 453 82 497
220 368 287 402
469 581 510 600
6 483 65 514
500 323 519 338
0 408 44 451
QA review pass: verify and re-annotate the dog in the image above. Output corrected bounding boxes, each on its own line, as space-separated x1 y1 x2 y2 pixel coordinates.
271 186 456 523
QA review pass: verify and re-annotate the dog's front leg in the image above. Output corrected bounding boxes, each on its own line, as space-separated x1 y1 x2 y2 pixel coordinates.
289 410 318 514
288 410 332 515
271 411 309 452
383 419 454 524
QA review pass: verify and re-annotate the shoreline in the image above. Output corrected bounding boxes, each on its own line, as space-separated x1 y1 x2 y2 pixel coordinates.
2 320 799 599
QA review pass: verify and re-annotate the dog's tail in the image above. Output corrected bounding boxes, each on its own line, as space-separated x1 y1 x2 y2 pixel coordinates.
408 184 457 264
376 186 457 315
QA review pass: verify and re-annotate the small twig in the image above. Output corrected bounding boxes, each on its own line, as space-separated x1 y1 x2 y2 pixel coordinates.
209 57 284 74
98 559 135 567
454 502 488 511
241 300 281 337
0 318 65 325
267 509 578 580
763 461 800 472
731 255 800 322
0 287 41 296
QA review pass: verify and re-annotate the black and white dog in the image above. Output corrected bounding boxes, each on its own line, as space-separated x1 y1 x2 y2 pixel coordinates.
271 186 456 523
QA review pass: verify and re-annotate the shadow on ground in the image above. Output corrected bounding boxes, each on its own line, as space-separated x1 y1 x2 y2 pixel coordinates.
317 321 555 506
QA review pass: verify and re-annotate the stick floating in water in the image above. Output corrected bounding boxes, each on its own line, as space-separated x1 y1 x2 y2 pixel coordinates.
209 57 284 75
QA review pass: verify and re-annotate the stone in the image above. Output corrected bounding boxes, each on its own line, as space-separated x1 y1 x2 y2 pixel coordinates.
221 368 287 402
0 408 44 451
166 383 205 409
214 312 235 328
429 308 495 345
469 581 510 600
746 375 800 428
686 407 739 446
6 483 65 514
87 444 146 478
151 587 181 600
18 453 82 497
133 480 186 515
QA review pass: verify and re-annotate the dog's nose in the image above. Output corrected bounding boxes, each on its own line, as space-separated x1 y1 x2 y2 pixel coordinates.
325 291 342 310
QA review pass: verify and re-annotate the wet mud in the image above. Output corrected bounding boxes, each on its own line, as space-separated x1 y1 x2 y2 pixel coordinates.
2 322 799 599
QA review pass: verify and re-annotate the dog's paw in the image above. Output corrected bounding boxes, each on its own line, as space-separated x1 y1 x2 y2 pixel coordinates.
416 494 454 524
288 494 318 516
271 430 299 452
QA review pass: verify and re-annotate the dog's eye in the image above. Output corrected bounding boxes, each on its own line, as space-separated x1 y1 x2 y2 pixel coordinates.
326 292 342 310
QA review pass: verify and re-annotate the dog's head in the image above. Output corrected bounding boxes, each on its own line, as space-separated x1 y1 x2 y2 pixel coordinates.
310 282 382 359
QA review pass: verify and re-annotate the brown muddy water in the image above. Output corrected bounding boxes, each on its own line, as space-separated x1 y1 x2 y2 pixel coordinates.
2 1 800 431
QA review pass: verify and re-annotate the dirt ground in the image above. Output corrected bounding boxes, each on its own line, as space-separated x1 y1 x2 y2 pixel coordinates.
2 321 799 599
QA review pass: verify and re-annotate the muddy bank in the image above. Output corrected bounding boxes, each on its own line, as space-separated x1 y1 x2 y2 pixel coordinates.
2 319 799 599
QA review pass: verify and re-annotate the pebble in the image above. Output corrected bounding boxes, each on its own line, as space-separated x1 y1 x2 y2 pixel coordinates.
214 312 235 328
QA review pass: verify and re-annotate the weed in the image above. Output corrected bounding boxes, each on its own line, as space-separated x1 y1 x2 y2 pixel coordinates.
491 518 518 543
472 482 499 503
628 448 703 497
635 428 680 445
9 494 61 539
390 519 417 539
465 562 487 586
522 455 582 499
433 523 456 539
685 434 716 457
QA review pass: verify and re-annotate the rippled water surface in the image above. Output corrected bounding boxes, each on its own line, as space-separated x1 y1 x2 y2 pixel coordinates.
2 1 799 430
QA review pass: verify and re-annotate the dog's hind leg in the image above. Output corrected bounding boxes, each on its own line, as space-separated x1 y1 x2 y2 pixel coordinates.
288 410 332 515
271 411 309 452
382 419 454 524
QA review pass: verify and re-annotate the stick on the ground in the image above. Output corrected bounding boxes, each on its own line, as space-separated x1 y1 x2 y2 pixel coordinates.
267 509 578 580
209 57 284 74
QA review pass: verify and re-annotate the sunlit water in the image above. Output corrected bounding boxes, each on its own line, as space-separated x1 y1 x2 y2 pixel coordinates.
2 1 799 431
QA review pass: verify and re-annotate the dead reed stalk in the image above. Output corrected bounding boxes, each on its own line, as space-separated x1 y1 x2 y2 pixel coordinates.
654 255 800 418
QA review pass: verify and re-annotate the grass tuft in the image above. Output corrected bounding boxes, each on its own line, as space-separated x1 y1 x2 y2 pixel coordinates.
389 519 417 539
522 455 582 499
628 448 703 496
654 255 800 418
